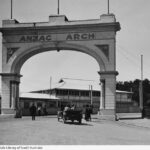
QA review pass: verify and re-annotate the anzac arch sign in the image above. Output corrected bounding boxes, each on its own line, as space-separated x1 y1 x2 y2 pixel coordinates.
0 14 120 120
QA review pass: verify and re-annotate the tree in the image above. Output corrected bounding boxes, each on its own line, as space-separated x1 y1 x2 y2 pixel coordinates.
116 79 150 106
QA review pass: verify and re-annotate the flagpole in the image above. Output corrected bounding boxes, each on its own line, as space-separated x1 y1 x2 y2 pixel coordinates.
50 76 52 98
57 0 60 15
108 0 110 14
11 0 13 19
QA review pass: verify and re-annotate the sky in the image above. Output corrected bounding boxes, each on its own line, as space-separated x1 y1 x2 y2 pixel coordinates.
0 0 150 92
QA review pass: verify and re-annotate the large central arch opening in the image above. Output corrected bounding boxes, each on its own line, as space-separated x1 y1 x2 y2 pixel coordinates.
20 50 100 92
20 49 100 115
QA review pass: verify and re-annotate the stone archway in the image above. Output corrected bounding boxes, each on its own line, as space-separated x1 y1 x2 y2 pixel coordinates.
0 14 120 120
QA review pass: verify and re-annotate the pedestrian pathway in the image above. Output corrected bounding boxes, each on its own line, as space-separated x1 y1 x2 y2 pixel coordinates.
119 118 150 129
90 114 150 130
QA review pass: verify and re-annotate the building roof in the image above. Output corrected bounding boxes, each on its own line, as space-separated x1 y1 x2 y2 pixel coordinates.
0 79 133 100
53 78 100 91
52 78 133 94
20 92 59 100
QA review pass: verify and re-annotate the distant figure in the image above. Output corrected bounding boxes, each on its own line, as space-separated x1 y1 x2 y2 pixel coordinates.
85 104 92 121
29 103 37 120
43 106 48 116
60 105 64 111
71 104 76 110
64 104 70 112
89 104 93 114
37 106 42 116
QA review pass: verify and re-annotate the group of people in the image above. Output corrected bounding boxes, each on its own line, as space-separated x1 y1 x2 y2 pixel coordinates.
64 104 76 111
29 103 48 120
30 103 93 121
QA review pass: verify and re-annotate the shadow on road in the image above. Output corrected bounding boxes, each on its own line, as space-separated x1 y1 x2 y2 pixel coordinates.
58 120 93 126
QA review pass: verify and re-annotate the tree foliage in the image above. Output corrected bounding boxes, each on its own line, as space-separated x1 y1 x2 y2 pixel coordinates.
116 79 150 106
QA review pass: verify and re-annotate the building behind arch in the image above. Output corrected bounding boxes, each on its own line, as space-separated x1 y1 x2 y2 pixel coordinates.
0 78 139 117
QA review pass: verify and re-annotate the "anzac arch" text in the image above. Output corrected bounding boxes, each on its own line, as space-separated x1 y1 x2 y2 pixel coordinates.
19 33 95 42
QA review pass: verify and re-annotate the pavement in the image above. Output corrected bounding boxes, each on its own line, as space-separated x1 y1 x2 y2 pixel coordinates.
118 118 150 129
1 114 150 145
1 113 150 129
92 114 150 129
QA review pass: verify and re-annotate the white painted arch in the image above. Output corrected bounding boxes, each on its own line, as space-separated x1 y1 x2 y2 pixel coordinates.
0 14 120 120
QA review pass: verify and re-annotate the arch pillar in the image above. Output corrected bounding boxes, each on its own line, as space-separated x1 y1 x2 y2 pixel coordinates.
98 71 118 120
0 73 22 118
100 78 105 109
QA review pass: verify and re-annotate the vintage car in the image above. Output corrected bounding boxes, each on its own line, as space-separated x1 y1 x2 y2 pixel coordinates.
57 109 82 124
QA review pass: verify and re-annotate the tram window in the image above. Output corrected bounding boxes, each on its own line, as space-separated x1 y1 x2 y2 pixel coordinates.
69 90 79 96
93 91 100 97
48 102 56 108
24 102 29 109
81 91 89 96
37 102 42 107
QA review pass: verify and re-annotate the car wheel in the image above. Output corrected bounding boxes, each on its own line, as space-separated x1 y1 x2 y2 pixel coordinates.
63 118 66 124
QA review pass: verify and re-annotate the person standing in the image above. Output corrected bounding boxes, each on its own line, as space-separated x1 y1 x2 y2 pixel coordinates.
29 103 37 120
71 104 76 110
85 104 91 121
43 105 48 116
64 104 70 112
37 106 42 116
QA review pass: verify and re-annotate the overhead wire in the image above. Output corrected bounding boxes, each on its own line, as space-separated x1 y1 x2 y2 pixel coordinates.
117 44 150 79
117 44 140 68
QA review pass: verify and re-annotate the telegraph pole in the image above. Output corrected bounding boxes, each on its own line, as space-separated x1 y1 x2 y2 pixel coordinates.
50 76 52 97
89 85 93 105
139 54 143 118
